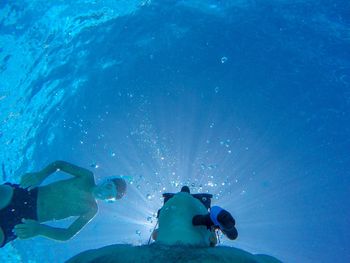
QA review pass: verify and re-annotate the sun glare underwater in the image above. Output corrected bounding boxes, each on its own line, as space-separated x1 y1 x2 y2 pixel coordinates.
0 0 349 262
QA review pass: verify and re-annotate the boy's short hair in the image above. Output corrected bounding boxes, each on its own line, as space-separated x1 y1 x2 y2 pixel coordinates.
110 178 127 199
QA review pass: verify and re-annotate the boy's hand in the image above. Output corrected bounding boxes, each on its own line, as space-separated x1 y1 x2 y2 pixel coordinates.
20 172 44 190
14 219 42 239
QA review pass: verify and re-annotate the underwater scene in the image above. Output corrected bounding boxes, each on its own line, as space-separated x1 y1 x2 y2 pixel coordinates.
0 0 349 262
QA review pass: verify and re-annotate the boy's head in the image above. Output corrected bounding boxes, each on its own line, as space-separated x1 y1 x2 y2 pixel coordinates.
94 177 127 202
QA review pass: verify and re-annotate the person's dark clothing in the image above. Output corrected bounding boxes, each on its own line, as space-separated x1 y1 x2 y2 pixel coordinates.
0 183 38 247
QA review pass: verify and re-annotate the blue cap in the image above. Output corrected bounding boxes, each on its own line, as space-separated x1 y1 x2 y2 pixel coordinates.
210 206 223 226
210 206 238 240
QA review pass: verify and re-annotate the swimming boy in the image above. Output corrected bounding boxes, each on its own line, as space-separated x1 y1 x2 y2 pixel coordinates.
0 160 126 247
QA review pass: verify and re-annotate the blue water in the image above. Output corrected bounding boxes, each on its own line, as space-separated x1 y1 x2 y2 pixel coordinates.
0 0 349 262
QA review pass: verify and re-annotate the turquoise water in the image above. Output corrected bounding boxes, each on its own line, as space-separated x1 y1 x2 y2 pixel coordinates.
0 0 349 262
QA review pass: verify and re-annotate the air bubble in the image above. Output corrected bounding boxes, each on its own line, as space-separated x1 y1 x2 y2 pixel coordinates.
90 163 99 169
221 56 228 63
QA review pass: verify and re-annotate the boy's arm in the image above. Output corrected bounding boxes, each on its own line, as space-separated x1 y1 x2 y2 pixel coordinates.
20 160 93 189
39 208 97 241
14 208 97 241
40 160 93 179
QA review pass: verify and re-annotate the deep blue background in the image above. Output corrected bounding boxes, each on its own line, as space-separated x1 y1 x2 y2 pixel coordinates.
1 1 349 262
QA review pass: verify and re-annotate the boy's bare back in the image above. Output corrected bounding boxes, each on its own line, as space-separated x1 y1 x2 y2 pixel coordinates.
37 176 98 222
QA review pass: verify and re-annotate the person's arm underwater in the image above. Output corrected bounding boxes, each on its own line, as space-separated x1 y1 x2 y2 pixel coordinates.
151 228 158 241
14 208 97 241
209 228 218 247
20 160 93 190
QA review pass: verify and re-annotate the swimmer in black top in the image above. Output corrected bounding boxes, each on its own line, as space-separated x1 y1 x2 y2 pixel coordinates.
0 160 127 248
177 186 237 241
151 186 237 246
